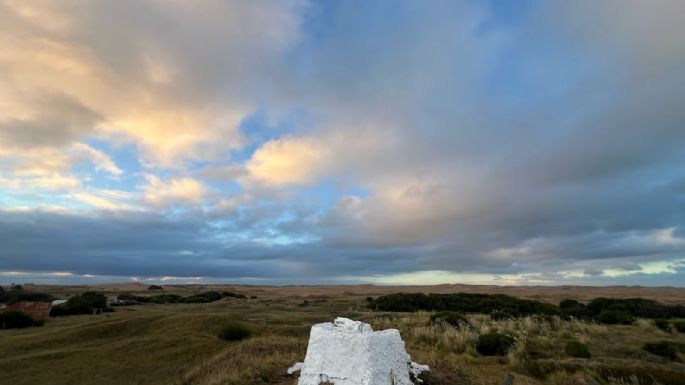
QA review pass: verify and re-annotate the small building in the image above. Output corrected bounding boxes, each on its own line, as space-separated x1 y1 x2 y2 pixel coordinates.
3 301 52 320
51 299 68 306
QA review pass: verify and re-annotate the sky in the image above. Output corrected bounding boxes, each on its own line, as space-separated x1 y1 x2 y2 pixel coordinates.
1 0 685 286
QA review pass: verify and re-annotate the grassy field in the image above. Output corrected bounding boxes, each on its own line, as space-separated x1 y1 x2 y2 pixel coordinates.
1 284 685 385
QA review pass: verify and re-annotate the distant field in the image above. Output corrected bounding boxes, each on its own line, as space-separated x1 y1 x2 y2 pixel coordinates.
1 284 685 385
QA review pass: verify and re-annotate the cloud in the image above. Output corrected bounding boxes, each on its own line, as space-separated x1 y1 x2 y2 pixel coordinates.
2 1 685 285
142 175 206 208
0 0 306 167
246 136 330 186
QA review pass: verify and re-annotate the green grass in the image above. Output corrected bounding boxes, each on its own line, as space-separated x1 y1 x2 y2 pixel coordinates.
1 289 685 385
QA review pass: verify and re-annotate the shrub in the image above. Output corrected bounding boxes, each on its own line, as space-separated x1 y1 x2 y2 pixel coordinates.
118 292 227 304
654 319 672 332
148 285 163 290
490 309 517 321
200 291 223 301
117 293 140 301
368 292 558 317
50 291 109 316
32 319 45 327
559 299 589 319
0 311 35 329
221 291 247 299
250 296 257 299
559 299 582 308
430 311 468 327
368 293 685 321
565 341 591 358
594 309 634 325
672 321 685 333
643 341 685 361
476 333 516 356
218 322 252 341
587 297 685 319
147 294 184 304
2 292 55 305
298 300 309 307
184 296 211 303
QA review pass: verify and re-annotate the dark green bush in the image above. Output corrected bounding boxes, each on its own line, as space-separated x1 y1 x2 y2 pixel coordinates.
32 319 45 327
298 300 309 307
475 333 516 356
117 293 140 301
672 321 685 333
587 298 685 319
119 291 226 304
218 322 252 341
50 291 109 316
643 341 685 361
148 285 163 290
559 299 582 308
593 309 634 325
221 291 247 299
559 300 589 319
368 293 685 321
147 294 184 304
490 309 517 320
0 311 35 329
184 296 211 303
1 291 55 305
565 341 591 358
430 311 468 327
368 293 558 316
654 319 672 332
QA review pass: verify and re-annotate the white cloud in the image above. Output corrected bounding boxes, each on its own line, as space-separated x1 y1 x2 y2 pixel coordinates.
142 175 206 208
69 143 122 177
246 136 330 186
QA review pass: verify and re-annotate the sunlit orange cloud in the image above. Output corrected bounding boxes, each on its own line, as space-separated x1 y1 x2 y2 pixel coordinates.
0 1 302 169
247 137 330 186
142 175 206 208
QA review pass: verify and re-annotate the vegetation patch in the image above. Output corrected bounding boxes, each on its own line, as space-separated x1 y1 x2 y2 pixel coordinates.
368 293 685 324
0 291 55 305
593 309 634 325
585 298 685 319
565 341 591 358
218 321 252 341
643 341 685 361
654 319 672 332
50 291 110 316
222 291 247 299
475 333 516 356
117 291 244 304
672 321 685 333
368 293 558 317
0 311 37 329
429 311 468 327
